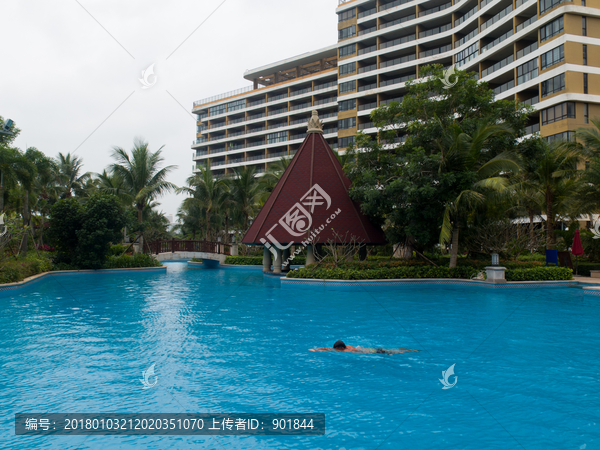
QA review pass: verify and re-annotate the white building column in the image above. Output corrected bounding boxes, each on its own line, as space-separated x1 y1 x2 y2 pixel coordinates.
306 244 315 265
263 246 272 272
273 248 283 273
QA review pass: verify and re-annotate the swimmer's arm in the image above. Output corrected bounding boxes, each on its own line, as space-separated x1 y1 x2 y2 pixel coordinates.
309 348 336 352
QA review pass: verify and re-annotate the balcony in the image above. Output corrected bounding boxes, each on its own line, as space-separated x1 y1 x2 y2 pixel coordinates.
420 44 452 58
359 101 378 111
380 0 413 12
516 15 537 33
481 54 514 78
380 34 416 50
358 7 377 18
358 82 378 92
455 5 478 27
480 29 513 53
358 121 375 130
493 79 515 95
359 63 377 74
420 2 451 17
314 81 337 91
380 14 415 30
379 74 414 88
516 42 538 59
358 45 377 56
419 23 452 39
481 5 513 32
267 108 287 116
314 96 337 105
358 25 377 36
380 53 416 69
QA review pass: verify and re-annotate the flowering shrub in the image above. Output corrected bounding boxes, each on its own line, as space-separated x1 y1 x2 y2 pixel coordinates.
36 244 55 252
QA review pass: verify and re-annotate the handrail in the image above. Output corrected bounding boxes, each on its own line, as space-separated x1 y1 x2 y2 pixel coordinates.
148 239 231 255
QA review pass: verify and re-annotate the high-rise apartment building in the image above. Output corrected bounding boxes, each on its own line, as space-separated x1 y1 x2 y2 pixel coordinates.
192 0 596 176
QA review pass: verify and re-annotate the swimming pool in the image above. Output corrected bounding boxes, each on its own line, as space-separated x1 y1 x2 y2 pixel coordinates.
1 262 598 449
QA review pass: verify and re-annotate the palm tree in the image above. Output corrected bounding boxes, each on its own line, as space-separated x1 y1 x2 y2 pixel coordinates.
0 146 28 212
438 123 520 267
228 165 261 232
177 166 226 241
109 138 177 247
57 153 90 198
259 157 291 201
527 142 580 249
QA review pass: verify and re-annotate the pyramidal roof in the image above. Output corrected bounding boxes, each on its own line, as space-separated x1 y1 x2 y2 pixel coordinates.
243 113 386 246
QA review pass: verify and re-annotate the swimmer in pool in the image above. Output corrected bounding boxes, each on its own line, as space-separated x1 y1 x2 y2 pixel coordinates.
309 340 418 354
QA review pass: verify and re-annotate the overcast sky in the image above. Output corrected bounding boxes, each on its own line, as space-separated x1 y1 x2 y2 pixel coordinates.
0 0 339 218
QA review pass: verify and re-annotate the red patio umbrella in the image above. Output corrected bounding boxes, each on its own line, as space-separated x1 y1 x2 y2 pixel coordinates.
572 229 584 275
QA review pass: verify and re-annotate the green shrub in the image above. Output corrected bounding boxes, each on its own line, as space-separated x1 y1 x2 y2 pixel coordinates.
505 267 572 281
110 244 129 256
287 264 572 281
287 265 478 280
104 254 162 269
572 263 600 277
49 193 127 269
225 255 307 265
0 255 54 284
191 258 202 262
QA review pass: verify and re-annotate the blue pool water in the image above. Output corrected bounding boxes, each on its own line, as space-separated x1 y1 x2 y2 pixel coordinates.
1 262 599 449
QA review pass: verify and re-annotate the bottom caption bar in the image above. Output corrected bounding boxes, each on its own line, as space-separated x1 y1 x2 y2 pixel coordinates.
15 413 325 436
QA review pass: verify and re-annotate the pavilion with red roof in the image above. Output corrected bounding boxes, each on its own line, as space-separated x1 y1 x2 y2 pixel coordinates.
242 111 386 273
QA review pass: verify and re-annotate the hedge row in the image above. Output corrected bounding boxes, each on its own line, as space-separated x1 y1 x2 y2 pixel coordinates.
286 265 479 280
287 265 573 281
0 256 53 284
505 267 572 281
104 254 162 269
224 255 307 265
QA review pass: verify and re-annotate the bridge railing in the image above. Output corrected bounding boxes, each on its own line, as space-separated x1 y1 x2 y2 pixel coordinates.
148 239 231 255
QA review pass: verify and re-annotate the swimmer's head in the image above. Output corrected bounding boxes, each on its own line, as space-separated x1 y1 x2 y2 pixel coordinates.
333 340 346 350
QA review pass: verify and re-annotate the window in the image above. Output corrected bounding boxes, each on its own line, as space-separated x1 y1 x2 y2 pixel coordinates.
541 45 564 70
339 80 356 93
544 131 576 143
227 99 245 112
209 104 226 116
540 16 563 42
541 73 565 96
266 131 287 144
540 0 568 14
584 73 588 94
583 16 587 36
338 117 356 130
339 25 356 40
455 42 479 67
338 9 356 22
339 99 356 112
338 136 355 148
517 58 538 84
585 103 589 123
340 62 356 76
339 44 356 58
541 102 576 125
583 44 588 65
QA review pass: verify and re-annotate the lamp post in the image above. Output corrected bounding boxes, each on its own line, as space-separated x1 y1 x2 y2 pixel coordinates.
491 253 499 266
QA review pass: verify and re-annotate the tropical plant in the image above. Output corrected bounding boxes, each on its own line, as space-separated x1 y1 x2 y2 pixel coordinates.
57 152 90 198
109 138 177 247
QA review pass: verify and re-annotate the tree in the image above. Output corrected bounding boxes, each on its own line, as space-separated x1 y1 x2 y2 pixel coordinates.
347 65 531 260
527 142 580 249
57 152 90 198
177 166 226 241
437 123 520 267
228 165 261 232
109 138 176 248
48 193 127 269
